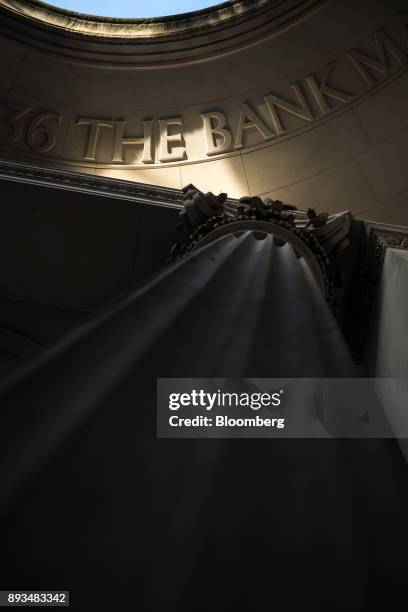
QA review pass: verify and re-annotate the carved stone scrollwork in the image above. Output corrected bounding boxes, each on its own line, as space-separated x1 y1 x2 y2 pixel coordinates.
174 184 228 244
171 184 353 310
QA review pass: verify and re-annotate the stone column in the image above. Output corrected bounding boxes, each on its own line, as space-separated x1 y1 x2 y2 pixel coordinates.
0 189 407 611
0 187 357 507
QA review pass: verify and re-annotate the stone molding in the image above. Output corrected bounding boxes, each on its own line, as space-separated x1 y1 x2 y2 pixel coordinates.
348 220 408 361
0 159 185 209
0 0 322 64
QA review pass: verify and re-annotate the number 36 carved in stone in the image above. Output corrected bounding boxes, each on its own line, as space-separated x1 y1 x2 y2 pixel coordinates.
1 104 62 153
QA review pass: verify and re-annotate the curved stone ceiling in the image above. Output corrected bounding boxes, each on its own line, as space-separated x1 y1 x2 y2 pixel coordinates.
0 0 278 40
47 0 225 18
1 0 408 225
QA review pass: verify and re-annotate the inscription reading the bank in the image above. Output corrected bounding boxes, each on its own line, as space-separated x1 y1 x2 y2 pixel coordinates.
0 14 407 165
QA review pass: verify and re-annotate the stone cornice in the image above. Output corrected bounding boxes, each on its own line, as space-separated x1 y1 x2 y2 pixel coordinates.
0 0 273 37
0 0 323 65
0 158 241 211
0 159 184 208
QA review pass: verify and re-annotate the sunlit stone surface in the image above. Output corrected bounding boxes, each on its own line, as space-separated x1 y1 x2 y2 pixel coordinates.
0 0 408 223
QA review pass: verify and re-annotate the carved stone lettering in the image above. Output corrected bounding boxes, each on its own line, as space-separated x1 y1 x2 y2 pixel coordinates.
0 13 407 166
264 82 314 136
201 112 232 155
0 106 61 153
304 63 353 115
158 118 186 162
2 104 31 143
76 117 115 161
27 112 62 153
112 120 154 164
347 29 405 88
234 102 273 149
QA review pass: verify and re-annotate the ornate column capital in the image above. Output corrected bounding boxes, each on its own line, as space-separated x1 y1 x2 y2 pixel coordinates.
171 184 353 311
